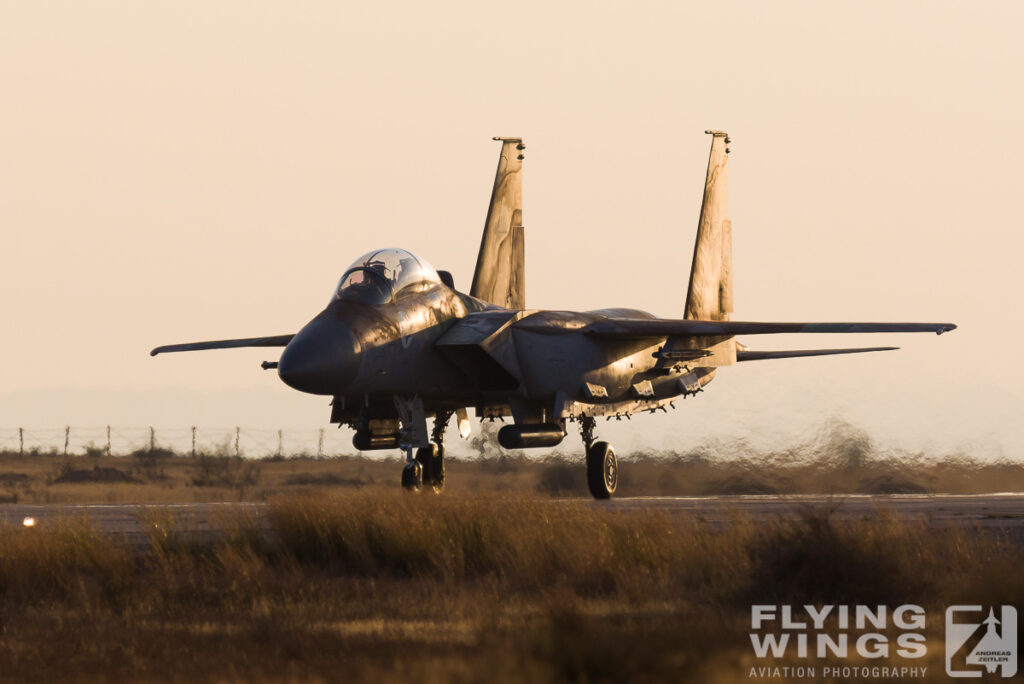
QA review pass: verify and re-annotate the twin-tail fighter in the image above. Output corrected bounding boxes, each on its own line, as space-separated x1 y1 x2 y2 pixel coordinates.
152 132 955 498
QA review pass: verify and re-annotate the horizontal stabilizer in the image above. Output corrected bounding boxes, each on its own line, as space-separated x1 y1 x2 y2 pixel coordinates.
584 319 956 338
151 334 294 356
737 346 898 362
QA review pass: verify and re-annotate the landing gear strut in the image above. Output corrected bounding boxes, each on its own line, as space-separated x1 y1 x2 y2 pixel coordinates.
580 416 617 499
402 410 451 493
400 452 422 491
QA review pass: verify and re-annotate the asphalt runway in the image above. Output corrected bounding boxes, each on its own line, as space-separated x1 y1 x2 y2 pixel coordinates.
2 494 1023 546
608 493 1024 526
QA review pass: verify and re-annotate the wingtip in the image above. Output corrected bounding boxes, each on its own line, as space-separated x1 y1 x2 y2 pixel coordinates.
937 323 957 335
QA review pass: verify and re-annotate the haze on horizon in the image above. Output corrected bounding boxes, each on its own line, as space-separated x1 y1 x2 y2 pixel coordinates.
1 2 1020 458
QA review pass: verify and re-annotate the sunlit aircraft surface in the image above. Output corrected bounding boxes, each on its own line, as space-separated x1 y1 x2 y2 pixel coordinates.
153 133 955 498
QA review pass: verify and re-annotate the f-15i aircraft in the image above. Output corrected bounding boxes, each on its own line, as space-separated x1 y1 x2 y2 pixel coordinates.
152 132 955 498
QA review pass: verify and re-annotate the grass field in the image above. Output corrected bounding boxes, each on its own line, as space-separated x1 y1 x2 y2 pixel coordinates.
1 421 1022 503
1 492 1022 683
1 421 1021 682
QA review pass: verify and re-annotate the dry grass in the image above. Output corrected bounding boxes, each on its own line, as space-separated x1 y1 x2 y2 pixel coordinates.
0 492 1021 682
0 421 1022 504
1 421 1021 681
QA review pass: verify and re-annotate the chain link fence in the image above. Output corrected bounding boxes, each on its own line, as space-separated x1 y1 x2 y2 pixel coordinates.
0 426 364 459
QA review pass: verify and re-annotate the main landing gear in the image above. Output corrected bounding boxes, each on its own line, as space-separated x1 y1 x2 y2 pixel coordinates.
580 416 617 499
401 410 450 493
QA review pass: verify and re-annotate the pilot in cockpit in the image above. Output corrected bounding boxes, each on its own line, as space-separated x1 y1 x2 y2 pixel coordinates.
333 248 441 306
395 256 419 289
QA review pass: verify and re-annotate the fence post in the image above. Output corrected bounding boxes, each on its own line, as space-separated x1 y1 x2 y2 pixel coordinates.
191 426 197 458
277 429 283 458
318 429 324 458
106 425 111 456
235 427 240 457
149 427 155 452
19 428 23 456
64 426 70 456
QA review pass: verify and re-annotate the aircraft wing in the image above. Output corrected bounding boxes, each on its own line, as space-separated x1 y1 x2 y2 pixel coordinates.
583 319 956 338
736 346 898 361
150 334 295 356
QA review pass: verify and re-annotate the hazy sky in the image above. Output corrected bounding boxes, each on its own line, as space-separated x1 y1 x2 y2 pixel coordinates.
1 2 1021 457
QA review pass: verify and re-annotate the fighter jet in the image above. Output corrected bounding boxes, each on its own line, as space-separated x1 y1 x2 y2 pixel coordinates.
152 132 955 498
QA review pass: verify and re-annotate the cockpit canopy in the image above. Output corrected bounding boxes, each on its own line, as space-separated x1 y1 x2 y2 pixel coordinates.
334 248 441 305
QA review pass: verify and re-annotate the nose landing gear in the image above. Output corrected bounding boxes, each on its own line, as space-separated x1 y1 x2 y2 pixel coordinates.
580 416 617 499
416 443 445 493
401 409 451 493
400 457 423 491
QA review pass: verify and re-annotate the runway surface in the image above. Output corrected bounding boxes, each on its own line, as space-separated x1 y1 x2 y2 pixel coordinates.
2 494 1024 546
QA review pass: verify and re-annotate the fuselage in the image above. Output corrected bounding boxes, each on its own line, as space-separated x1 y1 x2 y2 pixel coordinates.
277 280 714 426
278 283 486 397
149 133 956 498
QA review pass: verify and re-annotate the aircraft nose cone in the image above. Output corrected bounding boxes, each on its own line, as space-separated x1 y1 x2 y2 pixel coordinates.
278 315 359 395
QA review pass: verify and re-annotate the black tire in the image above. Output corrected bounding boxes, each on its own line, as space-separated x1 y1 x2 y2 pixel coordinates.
416 445 445 493
401 460 422 491
586 441 617 499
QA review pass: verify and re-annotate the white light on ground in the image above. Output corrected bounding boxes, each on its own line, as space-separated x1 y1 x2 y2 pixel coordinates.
22 517 35 527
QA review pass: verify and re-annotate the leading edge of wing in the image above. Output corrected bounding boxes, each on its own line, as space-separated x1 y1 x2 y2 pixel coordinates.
737 346 898 362
150 334 295 356
583 319 957 338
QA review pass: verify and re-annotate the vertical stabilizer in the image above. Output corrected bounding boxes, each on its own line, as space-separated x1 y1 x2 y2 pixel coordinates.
471 137 525 310
684 131 732 321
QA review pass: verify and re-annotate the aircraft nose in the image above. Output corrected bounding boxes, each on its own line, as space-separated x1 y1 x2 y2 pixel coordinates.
278 314 359 395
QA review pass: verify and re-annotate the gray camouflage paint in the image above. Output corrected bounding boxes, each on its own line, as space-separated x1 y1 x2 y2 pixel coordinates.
470 137 525 310
152 133 955 449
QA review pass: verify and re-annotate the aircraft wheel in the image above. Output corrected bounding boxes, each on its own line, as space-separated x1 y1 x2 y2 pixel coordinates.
416 445 445 494
586 441 617 499
401 460 422 491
